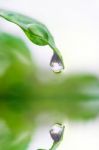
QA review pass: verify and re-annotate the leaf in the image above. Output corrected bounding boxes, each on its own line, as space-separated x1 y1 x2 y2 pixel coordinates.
0 32 36 134
0 9 64 69
0 120 12 150
0 120 31 150
9 132 31 150
0 31 34 96
32 74 99 120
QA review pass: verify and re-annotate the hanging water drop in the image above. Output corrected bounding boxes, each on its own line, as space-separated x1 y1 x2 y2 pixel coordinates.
50 53 64 73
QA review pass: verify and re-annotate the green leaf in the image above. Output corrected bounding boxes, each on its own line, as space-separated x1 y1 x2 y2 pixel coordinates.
0 9 64 70
9 132 31 150
0 120 31 150
32 74 99 120
0 32 36 134
0 120 12 150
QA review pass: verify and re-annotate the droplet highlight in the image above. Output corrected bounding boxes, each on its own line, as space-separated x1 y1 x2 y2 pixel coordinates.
50 53 64 73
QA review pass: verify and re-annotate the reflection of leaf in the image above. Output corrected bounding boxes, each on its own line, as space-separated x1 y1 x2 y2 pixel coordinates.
0 120 31 150
33 74 99 120
10 132 31 150
0 9 64 68
0 32 34 137
0 32 35 150
50 125 65 150
0 120 12 150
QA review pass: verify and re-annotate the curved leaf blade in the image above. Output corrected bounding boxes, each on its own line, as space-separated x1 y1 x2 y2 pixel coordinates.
0 9 64 70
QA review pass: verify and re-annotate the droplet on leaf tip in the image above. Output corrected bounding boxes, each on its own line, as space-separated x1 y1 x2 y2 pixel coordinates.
50 53 64 73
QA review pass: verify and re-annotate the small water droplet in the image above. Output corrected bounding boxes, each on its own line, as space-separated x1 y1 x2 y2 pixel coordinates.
50 123 64 142
50 53 64 73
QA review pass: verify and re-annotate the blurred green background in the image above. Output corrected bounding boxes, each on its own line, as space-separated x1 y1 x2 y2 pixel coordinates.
0 31 99 150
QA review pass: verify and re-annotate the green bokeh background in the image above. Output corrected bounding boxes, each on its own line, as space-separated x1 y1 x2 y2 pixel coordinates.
0 32 99 150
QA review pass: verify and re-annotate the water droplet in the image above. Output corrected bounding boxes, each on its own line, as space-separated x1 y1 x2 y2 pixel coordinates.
50 123 64 142
37 149 47 150
50 53 64 73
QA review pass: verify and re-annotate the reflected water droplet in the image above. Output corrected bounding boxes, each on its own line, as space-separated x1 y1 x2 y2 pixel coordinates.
50 123 64 142
50 53 64 73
